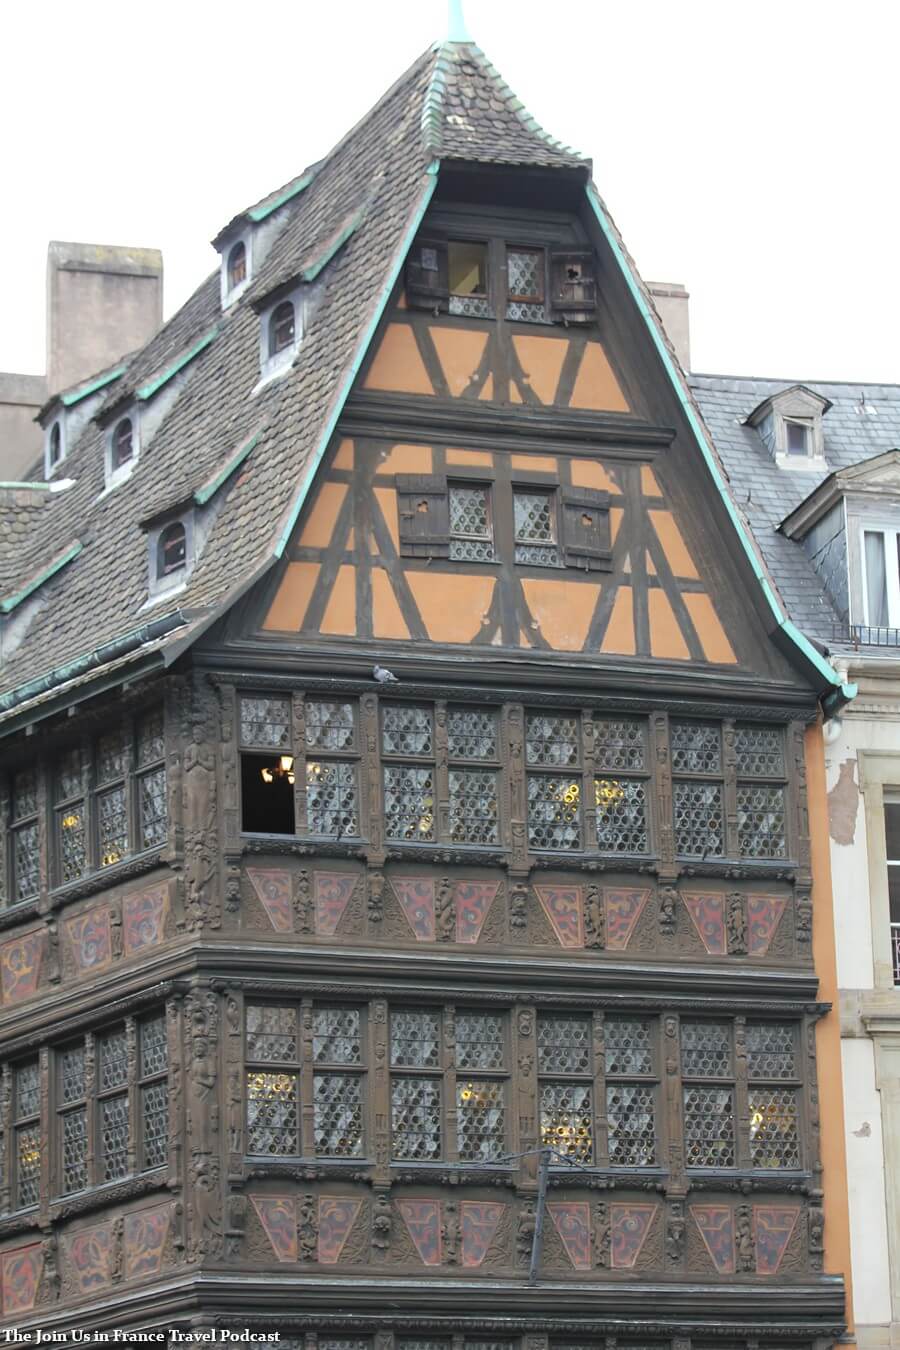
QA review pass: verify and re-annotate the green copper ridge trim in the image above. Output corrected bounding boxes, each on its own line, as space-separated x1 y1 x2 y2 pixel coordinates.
274 163 440 558
0 481 53 491
1 542 82 615
302 208 367 283
194 431 262 506
584 184 855 712
249 169 318 223
136 328 218 402
61 364 126 408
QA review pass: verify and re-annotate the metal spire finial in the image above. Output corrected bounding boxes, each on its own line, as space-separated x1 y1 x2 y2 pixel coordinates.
447 0 471 42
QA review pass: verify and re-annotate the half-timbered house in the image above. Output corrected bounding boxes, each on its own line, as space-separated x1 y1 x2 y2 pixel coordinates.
0 21 853 1350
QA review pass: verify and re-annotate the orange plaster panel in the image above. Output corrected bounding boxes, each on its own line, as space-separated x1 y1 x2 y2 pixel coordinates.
374 487 400 550
649 510 700 579
447 448 493 467
511 335 568 405
298 481 348 549
600 588 635 655
522 579 599 651
405 573 495 644
478 373 494 401
569 343 629 412
333 439 354 470
510 384 523 404
263 562 320 632
571 459 618 492
380 443 433 474
396 292 407 310
320 565 357 635
511 455 558 475
641 466 662 495
372 568 409 639
429 327 488 397
649 590 690 660
364 324 433 395
610 507 623 545
683 593 737 664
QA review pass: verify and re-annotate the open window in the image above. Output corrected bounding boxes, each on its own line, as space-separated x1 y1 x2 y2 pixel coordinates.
157 521 187 578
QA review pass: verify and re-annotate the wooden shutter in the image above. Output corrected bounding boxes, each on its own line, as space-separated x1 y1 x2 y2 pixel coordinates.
396 475 450 557
549 248 597 324
404 240 449 312
560 486 612 571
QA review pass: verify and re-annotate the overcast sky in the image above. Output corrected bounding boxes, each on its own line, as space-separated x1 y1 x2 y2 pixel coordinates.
2 0 897 383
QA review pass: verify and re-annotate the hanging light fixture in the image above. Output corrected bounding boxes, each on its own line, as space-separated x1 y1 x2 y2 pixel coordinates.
260 755 295 785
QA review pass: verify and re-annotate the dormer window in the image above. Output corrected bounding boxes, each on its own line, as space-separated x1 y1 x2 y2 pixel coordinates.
744 385 831 469
506 247 546 322
112 417 134 469
158 522 187 577
105 409 140 489
47 421 63 472
228 241 247 291
269 301 296 356
448 242 489 318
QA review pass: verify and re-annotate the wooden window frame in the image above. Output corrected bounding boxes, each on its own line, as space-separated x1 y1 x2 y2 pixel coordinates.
505 244 546 305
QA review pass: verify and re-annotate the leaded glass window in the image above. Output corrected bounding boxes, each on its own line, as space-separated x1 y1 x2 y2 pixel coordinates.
305 701 355 752
94 724 128 868
55 747 86 884
447 708 497 761
456 1012 505 1070
381 705 435 843
747 1021 800 1169
98 1028 129 1181
735 726 785 779
681 1020 735 1167
9 769 39 906
139 1013 169 1169
671 720 724 858
58 1043 87 1195
449 484 494 562
595 717 646 772
457 1078 505 1160
382 705 433 757
514 489 560 567
390 1009 442 1160
594 715 650 854
506 246 547 322
671 722 721 775
526 712 582 850
240 695 291 749
14 1061 40 1209
137 708 167 852
737 784 787 859
313 1007 364 1159
605 1018 656 1167
246 1003 300 1156
537 1012 593 1163
448 707 500 845
304 698 360 838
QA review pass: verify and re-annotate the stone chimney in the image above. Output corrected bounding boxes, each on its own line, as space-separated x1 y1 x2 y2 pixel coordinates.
46 242 163 396
647 281 690 372
0 373 47 482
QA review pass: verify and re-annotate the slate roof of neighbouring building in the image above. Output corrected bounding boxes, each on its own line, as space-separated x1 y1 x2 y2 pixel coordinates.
690 373 900 646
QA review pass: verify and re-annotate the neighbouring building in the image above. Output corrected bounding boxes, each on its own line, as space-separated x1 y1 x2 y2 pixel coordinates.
692 372 900 1350
0 22 855 1350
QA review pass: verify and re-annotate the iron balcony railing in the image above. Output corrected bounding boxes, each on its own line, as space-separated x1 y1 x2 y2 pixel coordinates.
831 623 900 649
893 923 900 986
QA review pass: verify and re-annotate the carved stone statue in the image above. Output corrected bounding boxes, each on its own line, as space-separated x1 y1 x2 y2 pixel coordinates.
736 1204 754 1271
584 883 605 949
372 1190 392 1258
726 891 747 955
298 1193 318 1262
658 885 678 937
436 876 455 942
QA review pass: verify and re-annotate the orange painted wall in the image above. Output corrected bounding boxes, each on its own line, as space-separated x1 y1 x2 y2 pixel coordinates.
807 721 854 1334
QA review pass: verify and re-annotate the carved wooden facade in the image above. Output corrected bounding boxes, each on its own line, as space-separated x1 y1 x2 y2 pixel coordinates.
0 156 842 1350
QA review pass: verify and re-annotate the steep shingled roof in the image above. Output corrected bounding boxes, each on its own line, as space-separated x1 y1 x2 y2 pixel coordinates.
0 37 589 716
690 372 900 644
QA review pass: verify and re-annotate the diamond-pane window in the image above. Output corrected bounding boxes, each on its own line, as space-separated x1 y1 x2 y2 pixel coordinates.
735 726 785 778
314 1073 363 1156
246 1071 299 1154
246 1005 298 1062
98 784 128 866
100 1094 129 1180
607 1084 656 1166
313 1008 362 1065
142 1081 168 1168
605 1019 653 1075
305 701 355 751
537 1014 591 1074
737 785 786 858
17 1062 39 1118
595 778 648 853
540 1082 593 1162
673 782 724 858
61 1045 85 1103
671 722 722 775
507 248 546 322
448 708 497 760
382 705 433 756
514 491 559 567
12 769 37 818
139 767 168 849
527 774 582 850
595 718 646 771
391 1010 440 1067
391 1076 442 1159
457 1079 505 1160
137 709 165 767
99 1029 128 1091
16 1126 40 1208
58 806 86 882
449 485 494 562
746 1023 796 1080
449 768 499 845
307 760 358 836
456 1013 505 1070
140 1014 168 1078
383 765 435 841
683 1086 735 1167
526 714 580 766
96 730 125 784
240 696 291 748
749 1089 800 1167
61 1108 87 1194
506 300 548 323
56 748 83 801
13 824 39 902
681 1021 732 1078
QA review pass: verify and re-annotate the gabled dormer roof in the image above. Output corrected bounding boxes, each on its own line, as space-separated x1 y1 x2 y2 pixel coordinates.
780 447 900 539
